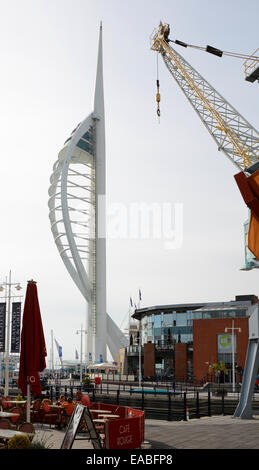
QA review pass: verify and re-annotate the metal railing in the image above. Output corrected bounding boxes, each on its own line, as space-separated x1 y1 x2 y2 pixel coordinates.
34 383 259 422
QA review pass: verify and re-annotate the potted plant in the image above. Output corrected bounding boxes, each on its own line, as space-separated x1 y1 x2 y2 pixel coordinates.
209 361 228 396
82 374 94 391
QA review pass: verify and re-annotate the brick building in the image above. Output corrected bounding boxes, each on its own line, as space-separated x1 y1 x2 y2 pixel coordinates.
123 295 258 383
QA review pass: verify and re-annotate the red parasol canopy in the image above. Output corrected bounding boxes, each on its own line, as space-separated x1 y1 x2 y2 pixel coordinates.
18 280 47 397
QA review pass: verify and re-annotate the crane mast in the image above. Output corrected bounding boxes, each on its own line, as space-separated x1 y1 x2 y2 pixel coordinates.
151 23 259 174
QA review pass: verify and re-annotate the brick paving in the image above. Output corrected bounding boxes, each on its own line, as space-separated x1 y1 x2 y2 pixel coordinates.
32 415 259 450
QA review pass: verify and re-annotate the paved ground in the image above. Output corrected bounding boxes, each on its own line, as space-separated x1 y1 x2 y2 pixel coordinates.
31 415 259 450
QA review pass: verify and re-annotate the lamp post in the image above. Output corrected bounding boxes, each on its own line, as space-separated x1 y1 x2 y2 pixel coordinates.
76 324 87 383
0 271 22 396
138 318 142 387
225 320 241 393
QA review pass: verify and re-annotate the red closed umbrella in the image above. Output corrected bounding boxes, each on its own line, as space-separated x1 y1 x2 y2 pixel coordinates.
18 280 47 420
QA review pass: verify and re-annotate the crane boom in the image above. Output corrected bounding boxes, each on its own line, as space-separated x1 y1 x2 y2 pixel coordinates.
151 23 259 174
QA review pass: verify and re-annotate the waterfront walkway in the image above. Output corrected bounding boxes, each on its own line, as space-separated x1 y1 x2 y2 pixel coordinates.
33 415 259 449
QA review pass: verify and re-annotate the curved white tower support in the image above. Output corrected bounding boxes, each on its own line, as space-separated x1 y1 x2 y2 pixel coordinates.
48 25 128 362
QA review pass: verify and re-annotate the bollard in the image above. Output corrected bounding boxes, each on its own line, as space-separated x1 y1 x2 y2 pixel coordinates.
141 441 151 449
208 388 211 417
186 405 190 421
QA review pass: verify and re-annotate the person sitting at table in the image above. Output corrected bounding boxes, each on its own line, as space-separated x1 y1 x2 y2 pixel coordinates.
58 398 75 428
75 391 90 407
56 395 66 406
63 398 75 417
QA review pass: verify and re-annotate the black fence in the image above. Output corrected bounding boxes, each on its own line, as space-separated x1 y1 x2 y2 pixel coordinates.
41 384 259 422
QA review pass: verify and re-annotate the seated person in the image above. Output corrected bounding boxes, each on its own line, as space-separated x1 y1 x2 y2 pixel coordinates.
56 395 66 406
58 398 75 428
62 398 75 417
75 391 90 407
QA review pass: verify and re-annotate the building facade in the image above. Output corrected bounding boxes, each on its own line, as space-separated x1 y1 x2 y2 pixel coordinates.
124 295 258 383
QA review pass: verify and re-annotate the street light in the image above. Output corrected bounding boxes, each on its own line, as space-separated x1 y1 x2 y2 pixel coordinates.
225 320 241 393
0 271 22 396
76 324 87 383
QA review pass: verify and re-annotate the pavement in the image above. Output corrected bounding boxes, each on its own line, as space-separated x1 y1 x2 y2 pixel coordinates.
31 414 259 450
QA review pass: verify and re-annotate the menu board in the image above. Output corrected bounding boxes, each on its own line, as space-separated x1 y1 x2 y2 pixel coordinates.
61 404 102 450
11 302 21 353
61 404 85 449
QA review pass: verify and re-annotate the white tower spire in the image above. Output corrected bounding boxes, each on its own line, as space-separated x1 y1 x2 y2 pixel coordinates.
48 25 128 364
92 22 107 362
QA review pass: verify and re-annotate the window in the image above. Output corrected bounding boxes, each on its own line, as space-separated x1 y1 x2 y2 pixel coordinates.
164 313 173 326
154 315 162 328
176 313 187 327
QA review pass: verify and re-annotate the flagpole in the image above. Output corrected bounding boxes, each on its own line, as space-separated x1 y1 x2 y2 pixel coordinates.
138 289 142 387
51 330 54 378
76 325 87 383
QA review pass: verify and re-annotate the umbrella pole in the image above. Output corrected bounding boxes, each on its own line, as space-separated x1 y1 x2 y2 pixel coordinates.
26 384 31 423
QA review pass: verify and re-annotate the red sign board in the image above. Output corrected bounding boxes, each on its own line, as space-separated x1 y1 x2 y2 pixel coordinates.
105 415 144 449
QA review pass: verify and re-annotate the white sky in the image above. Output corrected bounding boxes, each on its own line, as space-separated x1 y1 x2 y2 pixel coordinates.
0 0 258 364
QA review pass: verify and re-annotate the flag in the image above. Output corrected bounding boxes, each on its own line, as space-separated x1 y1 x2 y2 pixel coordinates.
130 297 133 307
139 289 142 301
75 349 79 360
235 170 259 259
54 338 62 358
99 354 103 363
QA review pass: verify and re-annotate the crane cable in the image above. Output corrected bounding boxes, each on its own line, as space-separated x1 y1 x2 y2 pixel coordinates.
170 39 259 62
156 52 161 121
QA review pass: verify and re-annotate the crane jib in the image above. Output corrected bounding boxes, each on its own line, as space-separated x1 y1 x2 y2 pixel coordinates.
151 24 259 173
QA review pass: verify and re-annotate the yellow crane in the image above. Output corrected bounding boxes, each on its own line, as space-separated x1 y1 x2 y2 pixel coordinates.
151 22 259 174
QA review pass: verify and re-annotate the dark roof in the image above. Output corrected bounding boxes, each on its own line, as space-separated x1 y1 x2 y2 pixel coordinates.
132 303 204 320
132 295 257 321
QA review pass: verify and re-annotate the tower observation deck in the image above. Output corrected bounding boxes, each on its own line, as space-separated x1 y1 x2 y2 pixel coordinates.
48 25 128 362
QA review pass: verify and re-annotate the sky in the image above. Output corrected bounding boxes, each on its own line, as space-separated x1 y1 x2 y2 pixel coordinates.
0 0 258 365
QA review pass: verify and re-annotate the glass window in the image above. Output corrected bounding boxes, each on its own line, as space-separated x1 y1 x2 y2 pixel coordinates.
163 313 173 326
154 315 162 327
176 313 187 327
218 353 236 365
154 328 162 336
76 139 93 154
192 312 202 319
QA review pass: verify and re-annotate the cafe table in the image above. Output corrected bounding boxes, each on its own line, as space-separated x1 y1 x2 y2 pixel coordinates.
89 410 112 414
0 412 20 418
98 414 120 419
6 401 26 404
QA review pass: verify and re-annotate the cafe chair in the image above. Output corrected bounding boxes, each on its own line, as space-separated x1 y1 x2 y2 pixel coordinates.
0 420 11 429
10 407 23 428
18 422 35 442
31 398 42 423
43 401 58 428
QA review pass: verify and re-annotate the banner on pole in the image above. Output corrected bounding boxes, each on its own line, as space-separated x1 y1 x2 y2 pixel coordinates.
0 303 6 353
11 302 21 353
55 338 63 358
